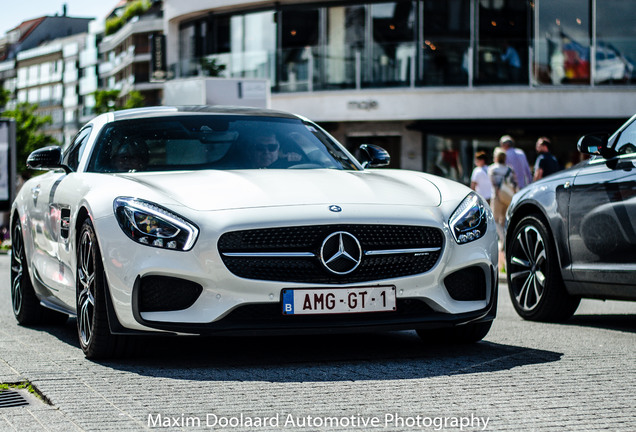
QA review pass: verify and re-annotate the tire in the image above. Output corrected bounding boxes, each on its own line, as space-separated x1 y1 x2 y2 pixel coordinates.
11 220 68 325
76 218 131 359
417 321 492 344
506 215 580 322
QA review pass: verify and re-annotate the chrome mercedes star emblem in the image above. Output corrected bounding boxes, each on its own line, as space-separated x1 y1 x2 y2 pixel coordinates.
320 231 362 275
329 205 342 212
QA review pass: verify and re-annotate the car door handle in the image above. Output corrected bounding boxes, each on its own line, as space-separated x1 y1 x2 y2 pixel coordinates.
31 185 41 200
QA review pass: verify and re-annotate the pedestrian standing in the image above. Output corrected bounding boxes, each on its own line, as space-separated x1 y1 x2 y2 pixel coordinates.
499 135 532 189
470 151 493 204
488 148 517 250
534 137 561 181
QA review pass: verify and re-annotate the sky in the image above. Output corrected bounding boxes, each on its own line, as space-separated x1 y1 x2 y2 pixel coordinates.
0 0 118 35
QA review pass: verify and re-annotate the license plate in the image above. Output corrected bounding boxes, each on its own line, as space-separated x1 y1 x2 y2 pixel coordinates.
282 286 396 315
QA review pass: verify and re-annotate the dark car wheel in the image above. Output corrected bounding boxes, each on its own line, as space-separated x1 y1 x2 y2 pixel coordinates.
417 321 492 344
506 215 580 322
11 220 68 325
77 218 131 359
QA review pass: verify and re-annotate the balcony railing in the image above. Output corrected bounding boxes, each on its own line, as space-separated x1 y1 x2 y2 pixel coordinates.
168 40 636 92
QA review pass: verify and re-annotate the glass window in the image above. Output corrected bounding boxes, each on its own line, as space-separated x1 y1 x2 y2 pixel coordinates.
366 2 416 87
231 11 275 78
280 8 319 91
28 88 38 103
17 68 27 87
202 11 275 80
87 116 360 173
28 65 39 86
40 63 51 83
614 119 636 156
534 0 590 85
178 24 197 77
40 86 51 104
421 0 471 86
595 0 636 85
322 5 366 90
63 126 91 171
476 0 529 85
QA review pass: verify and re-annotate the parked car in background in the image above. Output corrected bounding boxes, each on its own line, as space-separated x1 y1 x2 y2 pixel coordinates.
10 106 498 358
505 114 636 321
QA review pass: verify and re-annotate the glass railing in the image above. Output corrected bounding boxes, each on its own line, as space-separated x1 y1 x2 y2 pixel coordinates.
168 38 636 92
171 51 275 81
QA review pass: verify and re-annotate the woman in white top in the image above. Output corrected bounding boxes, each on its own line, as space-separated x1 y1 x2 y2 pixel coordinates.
488 147 517 249
470 151 493 204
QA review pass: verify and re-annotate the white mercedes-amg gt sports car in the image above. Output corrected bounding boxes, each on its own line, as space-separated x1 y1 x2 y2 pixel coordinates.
11 106 497 358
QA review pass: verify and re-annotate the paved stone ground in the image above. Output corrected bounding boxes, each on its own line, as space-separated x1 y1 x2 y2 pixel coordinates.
0 253 634 431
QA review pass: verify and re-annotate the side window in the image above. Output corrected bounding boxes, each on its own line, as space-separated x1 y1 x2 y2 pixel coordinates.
615 120 636 156
63 127 92 171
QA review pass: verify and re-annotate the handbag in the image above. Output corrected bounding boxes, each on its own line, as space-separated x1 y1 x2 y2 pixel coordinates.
497 167 516 206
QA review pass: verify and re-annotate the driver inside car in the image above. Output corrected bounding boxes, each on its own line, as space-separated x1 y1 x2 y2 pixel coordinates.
111 139 150 172
247 131 302 168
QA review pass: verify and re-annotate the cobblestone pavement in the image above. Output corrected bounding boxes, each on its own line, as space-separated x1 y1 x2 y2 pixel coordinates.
0 253 634 431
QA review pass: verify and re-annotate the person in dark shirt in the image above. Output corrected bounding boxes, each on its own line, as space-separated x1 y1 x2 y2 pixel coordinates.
533 137 561 181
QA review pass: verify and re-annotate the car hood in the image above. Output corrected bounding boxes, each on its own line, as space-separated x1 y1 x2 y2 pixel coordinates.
119 169 442 211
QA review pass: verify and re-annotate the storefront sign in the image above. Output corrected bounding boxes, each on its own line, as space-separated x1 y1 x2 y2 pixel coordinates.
347 100 379 111
150 34 167 82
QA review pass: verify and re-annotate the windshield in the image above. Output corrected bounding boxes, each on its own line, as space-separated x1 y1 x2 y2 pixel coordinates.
87 115 360 173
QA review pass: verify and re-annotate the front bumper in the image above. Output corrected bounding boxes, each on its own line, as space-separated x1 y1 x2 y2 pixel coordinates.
95 204 499 336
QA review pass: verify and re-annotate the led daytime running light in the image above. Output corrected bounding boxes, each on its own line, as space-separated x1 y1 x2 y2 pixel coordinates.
449 192 488 245
114 197 198 251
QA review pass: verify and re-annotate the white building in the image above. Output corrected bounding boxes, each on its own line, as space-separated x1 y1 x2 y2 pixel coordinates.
16 33 87 144
162 0 636 179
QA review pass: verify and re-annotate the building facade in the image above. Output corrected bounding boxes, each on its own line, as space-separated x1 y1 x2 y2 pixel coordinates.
0 14 92 145
163 0 636 182
98 1 164 109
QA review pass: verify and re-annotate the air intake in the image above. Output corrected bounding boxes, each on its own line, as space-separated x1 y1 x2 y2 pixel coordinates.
444 266 487 301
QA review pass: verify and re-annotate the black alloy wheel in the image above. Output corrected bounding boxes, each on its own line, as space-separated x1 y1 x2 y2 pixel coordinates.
11 220 67 325
77 218 131 359
506 215 580 322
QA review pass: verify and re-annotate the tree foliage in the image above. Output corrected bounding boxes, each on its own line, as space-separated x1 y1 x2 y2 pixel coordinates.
105 0 152 36
93 89 120 114
200 57 227 77
2 103 58 176
124 90 145 109
94 89 145 114
0 89 10 108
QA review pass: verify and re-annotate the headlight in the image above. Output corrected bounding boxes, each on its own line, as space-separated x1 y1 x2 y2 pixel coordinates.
114 197 198 251
449 192 489 244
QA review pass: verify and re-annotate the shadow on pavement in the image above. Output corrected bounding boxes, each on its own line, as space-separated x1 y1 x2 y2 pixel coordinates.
566 314 636 334
77 329 563 383
25 318 567 383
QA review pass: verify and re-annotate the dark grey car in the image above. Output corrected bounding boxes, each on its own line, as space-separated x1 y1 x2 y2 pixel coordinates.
505 114 636 321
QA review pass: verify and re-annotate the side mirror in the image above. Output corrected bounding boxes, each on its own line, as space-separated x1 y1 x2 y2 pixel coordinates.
577 133 616 158
27 146 69 172
358 144 391 168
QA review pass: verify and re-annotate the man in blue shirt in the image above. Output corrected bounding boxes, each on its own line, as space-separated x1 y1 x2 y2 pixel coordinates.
534 136 561 181
501 42 521 82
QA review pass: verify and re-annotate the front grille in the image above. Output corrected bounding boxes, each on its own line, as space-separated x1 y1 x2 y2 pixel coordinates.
138 276 203 312
444 266 487 301
218 224 444 283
